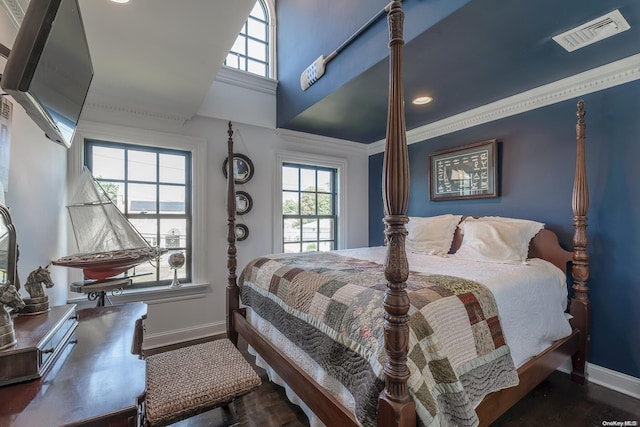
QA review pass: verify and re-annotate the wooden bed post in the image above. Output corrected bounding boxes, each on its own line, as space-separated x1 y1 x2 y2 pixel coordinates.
570 100 590 384
226 121 240 346
378 3 416 427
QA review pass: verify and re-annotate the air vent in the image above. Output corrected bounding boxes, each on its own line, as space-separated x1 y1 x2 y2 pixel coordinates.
553 9 630 52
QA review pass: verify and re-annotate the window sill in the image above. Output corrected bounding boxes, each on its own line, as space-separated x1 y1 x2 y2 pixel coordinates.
67 282 210 309
216 66 278 95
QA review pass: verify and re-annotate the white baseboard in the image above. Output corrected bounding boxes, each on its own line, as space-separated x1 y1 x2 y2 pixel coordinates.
142 321 226 351
557 361 640 400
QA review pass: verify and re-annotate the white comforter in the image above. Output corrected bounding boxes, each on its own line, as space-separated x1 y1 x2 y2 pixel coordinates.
340 246 572 368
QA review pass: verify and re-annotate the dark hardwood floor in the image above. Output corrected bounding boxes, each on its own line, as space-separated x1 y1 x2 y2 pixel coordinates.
172 338 640 427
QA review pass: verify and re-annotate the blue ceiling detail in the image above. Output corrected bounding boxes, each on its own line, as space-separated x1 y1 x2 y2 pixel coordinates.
276 0 640 143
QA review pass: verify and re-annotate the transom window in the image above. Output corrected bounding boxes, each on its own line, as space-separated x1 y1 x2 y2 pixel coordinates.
282 163 337 253
225 0 269 77
84 140 192 288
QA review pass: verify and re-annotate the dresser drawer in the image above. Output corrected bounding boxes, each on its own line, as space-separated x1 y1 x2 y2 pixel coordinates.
0 305 78 385
39 313 78 370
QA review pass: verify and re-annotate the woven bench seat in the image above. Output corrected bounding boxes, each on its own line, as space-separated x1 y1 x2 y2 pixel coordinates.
143 338 261 426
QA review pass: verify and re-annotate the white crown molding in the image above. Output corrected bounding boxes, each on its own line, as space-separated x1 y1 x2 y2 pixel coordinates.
83 101 190 125
276 128 369 155
75 120 206 148
216 66 278 95
368 53 640 155
0 0 24 29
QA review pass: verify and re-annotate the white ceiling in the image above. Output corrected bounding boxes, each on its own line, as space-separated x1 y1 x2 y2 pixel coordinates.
79 0 255 122
3 0 256 123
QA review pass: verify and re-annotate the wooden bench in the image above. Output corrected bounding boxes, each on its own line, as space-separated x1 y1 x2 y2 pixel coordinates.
136 337 261 426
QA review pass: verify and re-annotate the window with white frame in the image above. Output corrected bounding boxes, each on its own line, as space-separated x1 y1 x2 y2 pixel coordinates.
225 0 271 78
282 163 337 253
276 152 347 254
84 139 192 288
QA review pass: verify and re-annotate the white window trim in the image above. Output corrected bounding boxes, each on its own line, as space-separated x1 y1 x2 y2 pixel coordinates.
263 0 277 79
216 66 278 95
274 151 347 253
225 0 277 80
68 121 209 290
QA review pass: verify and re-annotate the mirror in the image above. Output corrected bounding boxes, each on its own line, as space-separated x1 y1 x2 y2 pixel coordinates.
222 153 255 184
0 204 22 350
0 204 17 288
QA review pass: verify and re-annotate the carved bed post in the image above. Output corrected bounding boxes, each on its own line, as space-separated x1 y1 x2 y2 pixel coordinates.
378 3 416 427
226 121 240 346
570 100 590 384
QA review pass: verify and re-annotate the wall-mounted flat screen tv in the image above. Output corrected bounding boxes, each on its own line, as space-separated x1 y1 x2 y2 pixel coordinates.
0 0 93 148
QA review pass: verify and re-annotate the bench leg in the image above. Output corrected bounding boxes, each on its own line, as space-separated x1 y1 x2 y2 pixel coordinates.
136 392 148 427
221 400 242 426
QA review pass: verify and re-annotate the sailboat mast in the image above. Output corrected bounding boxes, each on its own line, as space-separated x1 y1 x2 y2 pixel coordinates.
53 168 164 281
94 178 150 249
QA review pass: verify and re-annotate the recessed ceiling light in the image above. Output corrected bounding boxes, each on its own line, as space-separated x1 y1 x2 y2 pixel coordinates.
111 0 132 4
412 96 433 105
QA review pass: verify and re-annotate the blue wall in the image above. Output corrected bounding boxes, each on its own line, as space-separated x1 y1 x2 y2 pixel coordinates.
369 81 640 378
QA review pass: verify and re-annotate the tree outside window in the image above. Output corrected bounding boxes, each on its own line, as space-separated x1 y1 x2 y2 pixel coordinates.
282 163 337 253
85 140 192 288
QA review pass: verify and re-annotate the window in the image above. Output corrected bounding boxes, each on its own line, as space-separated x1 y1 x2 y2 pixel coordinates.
225 0 270 78
84 140 192 288
282 163 337 253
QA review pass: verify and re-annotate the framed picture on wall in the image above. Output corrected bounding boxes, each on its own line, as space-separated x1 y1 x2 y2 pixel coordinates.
429 139 498 201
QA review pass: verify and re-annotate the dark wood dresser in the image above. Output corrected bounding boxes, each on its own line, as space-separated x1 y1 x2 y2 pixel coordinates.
0 302 146 426
0 304 78 386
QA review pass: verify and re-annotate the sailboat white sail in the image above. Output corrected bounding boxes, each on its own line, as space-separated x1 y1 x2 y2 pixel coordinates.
52 168 165 280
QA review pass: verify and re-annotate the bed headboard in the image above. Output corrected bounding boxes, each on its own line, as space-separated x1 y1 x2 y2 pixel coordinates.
449 217 573 273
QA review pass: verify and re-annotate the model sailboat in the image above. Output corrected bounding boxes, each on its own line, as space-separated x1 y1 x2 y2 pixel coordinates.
52 168 165 280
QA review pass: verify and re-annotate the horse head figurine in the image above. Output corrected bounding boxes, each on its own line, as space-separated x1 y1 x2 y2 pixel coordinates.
24 265 54 300
0 281 25 321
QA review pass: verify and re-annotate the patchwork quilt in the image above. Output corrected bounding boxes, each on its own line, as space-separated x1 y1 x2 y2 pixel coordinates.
239 251 519 427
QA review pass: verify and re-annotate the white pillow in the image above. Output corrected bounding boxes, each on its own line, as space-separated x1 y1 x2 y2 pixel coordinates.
405 214 462 255
453 217 544 264
468 216 542 225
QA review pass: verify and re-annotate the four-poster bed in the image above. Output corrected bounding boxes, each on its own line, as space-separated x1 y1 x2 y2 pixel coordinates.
225 2 590 426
